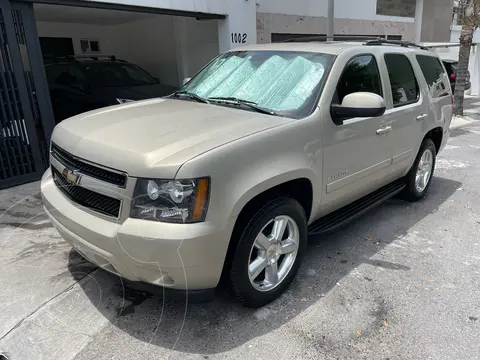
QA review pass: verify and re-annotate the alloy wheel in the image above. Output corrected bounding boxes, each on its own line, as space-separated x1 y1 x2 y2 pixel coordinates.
415 148 433 193
247 215 300 292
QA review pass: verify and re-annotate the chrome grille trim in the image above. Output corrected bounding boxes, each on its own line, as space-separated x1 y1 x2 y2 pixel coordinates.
51 143 127 188
52 167 122 218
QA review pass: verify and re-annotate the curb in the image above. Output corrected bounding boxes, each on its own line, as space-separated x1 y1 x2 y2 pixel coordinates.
450 116 475 130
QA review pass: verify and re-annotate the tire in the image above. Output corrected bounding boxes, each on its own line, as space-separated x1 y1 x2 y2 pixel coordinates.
229 197 307 308
401 138 436 201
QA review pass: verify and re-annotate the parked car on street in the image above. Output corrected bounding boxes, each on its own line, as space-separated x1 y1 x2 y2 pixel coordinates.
41 39 452 308
44 55 178 123
441 59 471 93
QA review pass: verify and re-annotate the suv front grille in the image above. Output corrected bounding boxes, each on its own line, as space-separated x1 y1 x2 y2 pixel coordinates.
52 167 121 218
51 143 127 187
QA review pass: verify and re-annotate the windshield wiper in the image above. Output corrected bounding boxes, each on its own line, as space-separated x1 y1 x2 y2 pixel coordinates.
172 90 210 104
208 97 277 116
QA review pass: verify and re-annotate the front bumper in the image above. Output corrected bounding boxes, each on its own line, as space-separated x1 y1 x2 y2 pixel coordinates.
41 169 234 290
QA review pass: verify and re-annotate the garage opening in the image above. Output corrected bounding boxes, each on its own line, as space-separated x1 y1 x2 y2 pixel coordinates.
33 3 221 124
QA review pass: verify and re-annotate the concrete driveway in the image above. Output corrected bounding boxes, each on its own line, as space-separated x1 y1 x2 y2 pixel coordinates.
1 120 480 360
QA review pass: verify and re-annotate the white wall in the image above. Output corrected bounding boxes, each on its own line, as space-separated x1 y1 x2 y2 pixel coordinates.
88 0 227 15
184 18 219 74
113 16 219 85
218 0 257 52
445 25 480 95
36 21 116 55
256 0 416 44
111 15 179 86
173 16 219 84
451 25 480 43
256 0 414 23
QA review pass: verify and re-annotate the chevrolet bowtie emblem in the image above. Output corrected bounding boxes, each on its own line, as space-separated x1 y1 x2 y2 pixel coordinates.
62 167 80 185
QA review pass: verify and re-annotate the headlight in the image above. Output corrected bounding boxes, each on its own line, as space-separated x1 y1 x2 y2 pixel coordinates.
117 98 135 104
131 178 210 223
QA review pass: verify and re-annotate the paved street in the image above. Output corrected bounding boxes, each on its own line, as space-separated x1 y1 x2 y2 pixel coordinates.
2 115 480 360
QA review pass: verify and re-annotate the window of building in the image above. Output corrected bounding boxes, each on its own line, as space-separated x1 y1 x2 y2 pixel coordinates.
386 35 402 40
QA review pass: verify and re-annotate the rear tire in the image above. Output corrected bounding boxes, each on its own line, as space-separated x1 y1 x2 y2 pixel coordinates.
229 197 307 308
401 138 436 202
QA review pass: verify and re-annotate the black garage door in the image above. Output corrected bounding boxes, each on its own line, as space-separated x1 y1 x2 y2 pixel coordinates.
0 0 54 189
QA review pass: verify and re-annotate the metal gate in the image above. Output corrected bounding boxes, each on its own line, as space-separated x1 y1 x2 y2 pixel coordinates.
0 0 54 189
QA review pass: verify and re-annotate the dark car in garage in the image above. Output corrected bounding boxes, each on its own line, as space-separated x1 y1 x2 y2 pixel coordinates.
442 59 471 93
45 56 178 123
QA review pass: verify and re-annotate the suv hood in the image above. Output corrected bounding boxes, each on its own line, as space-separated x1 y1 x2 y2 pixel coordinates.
52 98 291 178
95 83 178 102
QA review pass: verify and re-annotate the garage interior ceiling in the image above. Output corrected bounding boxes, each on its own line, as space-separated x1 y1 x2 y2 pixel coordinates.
34 3 159 25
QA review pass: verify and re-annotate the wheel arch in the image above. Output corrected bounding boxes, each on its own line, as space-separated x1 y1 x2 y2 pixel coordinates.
423 126 443 154
220 173 315 284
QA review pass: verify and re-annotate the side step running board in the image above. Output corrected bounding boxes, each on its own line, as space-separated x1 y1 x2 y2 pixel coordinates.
308 180 405 235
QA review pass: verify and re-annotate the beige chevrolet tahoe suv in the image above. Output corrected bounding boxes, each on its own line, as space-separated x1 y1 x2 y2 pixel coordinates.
41 40 452 308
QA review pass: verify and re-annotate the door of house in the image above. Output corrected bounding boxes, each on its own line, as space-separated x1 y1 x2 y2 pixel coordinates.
0 0 55 189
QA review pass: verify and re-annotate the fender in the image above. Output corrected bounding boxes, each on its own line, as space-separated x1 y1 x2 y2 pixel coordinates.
175 119 324 224
230 166 318 219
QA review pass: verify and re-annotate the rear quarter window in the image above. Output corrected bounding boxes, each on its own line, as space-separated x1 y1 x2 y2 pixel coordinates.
384 54 420 107
416 55 449 96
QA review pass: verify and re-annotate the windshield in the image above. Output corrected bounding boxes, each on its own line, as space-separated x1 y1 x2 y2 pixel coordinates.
182 50 335 118
85 62 157 87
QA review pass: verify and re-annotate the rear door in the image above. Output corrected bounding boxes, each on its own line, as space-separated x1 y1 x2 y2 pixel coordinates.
416 54 453 140
381 53 428 178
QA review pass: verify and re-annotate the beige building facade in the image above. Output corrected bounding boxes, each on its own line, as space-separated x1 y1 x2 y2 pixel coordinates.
256 0 454 44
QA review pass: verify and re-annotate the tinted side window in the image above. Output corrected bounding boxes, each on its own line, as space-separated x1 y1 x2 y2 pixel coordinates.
68 66 88 83
416 55 447 88
384 54 419 107
45 65 69 86
68 65 89 89
442 62 454 77
335 54 383 104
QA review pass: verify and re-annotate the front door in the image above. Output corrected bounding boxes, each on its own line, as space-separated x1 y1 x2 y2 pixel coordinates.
320 53 393 215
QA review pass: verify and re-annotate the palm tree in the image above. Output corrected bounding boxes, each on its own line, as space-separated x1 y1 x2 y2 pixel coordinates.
454 0 480 115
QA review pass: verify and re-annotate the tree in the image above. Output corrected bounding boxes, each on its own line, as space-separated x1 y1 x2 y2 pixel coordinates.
453 0 480 115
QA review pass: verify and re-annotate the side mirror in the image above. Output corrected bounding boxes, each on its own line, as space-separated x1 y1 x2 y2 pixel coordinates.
183 77 191 86
331 92 386 124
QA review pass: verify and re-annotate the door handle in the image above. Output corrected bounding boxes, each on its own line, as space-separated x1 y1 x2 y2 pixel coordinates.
416 113 428 122
376 126 392 135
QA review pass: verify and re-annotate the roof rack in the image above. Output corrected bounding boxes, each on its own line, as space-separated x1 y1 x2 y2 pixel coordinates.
43 55 122 63
285 35 379 43
284 35 430 50
73 55 118 61
43 55 78 64
363 38 429 50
